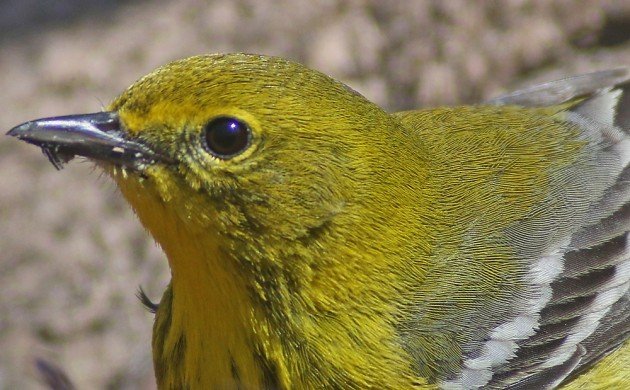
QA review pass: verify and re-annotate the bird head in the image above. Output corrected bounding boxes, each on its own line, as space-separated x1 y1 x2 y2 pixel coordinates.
7 54 419 294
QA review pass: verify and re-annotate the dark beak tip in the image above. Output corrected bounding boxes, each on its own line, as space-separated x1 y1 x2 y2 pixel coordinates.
6 122 28 137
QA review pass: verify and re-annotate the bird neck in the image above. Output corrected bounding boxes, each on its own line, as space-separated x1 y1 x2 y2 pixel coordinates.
112 168 430 389
152 231 289 389
114 175 292 389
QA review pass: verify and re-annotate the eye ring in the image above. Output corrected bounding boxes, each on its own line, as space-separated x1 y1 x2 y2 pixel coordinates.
201 116 252 159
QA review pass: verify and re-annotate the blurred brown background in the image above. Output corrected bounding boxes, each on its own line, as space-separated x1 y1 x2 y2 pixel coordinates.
1 0 629 388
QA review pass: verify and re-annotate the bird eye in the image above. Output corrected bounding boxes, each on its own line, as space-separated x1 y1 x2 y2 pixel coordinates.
201 117 251 159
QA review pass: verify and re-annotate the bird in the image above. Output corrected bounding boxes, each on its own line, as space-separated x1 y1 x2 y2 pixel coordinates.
8 53 629 389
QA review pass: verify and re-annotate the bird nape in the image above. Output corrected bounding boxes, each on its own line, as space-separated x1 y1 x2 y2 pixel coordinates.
8 54 629 389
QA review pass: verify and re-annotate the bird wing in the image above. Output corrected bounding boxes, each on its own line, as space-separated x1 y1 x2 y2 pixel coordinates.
475 69 630 389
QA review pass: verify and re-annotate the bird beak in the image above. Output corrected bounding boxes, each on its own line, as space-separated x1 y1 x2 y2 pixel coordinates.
7 111 169 170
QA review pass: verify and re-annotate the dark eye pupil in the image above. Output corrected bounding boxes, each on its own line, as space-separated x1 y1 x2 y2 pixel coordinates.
202 117 251 158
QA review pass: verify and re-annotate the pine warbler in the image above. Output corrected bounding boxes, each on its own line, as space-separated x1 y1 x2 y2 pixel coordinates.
8 54 629 389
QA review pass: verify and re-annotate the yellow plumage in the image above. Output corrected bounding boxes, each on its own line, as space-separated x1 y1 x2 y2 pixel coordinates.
8 54 629 389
